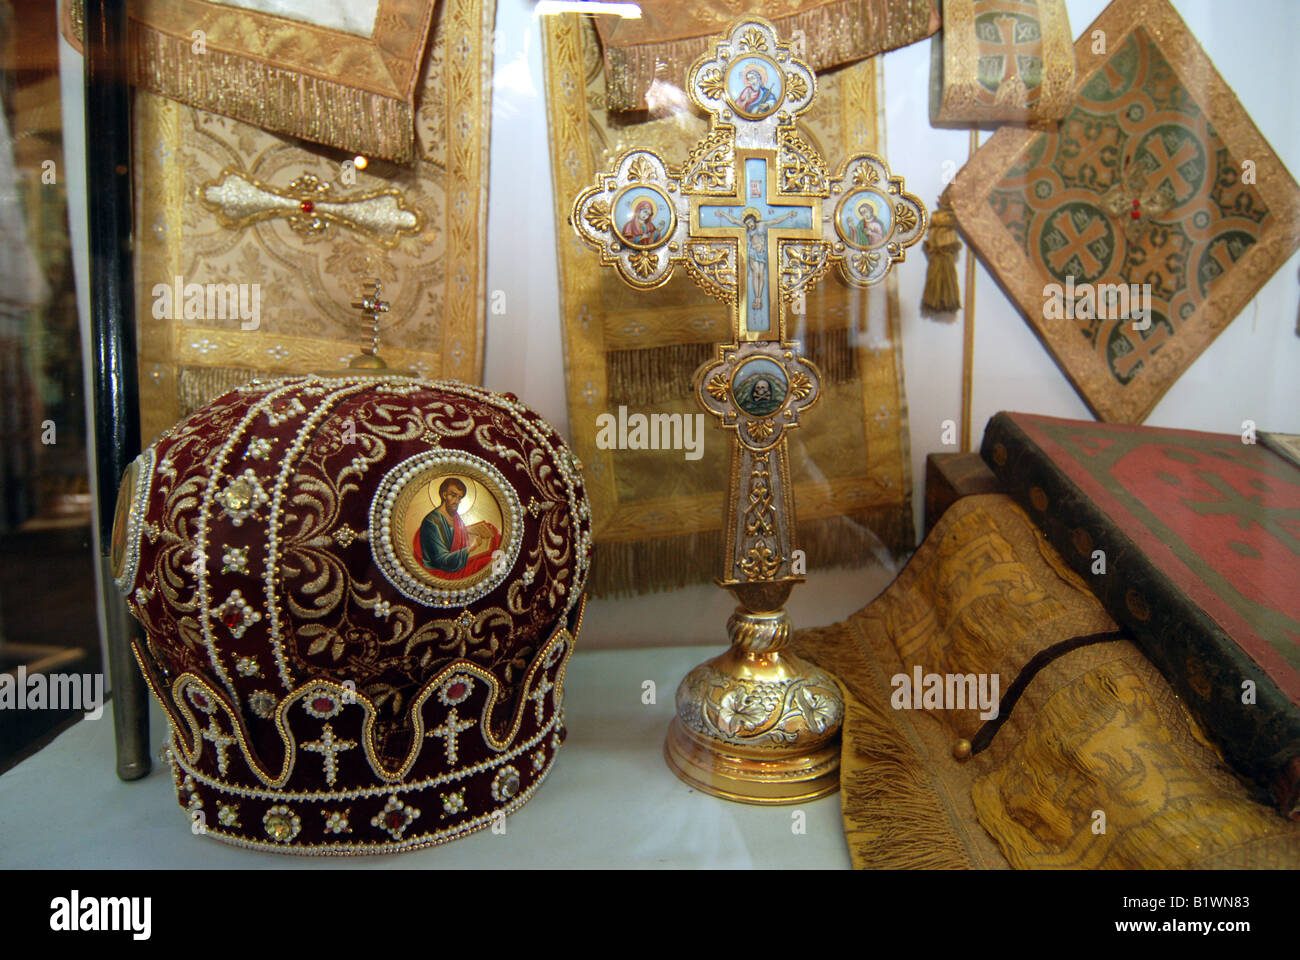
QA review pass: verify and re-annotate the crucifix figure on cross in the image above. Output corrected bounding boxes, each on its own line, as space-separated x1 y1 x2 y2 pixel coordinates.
571 17 926 803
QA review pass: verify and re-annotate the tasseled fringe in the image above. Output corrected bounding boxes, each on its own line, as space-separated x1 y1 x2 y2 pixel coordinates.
792 619 975 869
129 23 417 164
591 528 724 598
588 505 915 598
178 365 271 418
839 689 974 869
801 328 860 385
606 343 714 407
605 330 861 407
921 190 963 318
599 0 936 112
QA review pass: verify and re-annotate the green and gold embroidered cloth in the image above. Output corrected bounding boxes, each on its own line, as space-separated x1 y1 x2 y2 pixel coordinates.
930 0 1075 125
950 0 1300 423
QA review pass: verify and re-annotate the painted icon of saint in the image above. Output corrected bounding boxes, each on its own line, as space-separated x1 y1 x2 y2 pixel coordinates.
716 207 797 310
414 477 499 580
851 200 886 247
735 65 779 117
620 198 667 246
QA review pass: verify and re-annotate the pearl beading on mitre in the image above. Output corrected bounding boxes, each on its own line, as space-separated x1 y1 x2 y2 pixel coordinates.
112 446 156 594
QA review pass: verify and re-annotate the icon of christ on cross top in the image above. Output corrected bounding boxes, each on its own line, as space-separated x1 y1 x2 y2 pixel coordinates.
697 156 813 326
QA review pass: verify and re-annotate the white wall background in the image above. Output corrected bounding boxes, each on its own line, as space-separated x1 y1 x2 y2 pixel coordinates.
484 0 1300 549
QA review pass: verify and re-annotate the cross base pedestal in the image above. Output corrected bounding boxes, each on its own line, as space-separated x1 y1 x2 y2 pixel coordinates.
663 607 843 804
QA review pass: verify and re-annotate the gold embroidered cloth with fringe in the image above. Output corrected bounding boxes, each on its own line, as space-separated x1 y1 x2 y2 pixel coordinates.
62 0 435 164
792 494 1300 869
130 0 493 445
543 16 916 597
593 0 939 112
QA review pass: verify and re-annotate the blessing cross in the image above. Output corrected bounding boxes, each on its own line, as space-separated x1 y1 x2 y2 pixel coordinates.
572 17 925 803
349 277 390 363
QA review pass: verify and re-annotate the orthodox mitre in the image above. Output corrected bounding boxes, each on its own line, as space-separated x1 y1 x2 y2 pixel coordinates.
110 375 591 853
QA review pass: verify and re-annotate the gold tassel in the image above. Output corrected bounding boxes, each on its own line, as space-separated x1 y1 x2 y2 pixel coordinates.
921 190 962 317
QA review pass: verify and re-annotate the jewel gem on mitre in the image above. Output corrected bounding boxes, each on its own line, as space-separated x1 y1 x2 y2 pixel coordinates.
215 469 269 526
303 689 343 719
372 796 420 840
211 589 262 639
438 675 474 706
491 766 521 802
263 806 301 843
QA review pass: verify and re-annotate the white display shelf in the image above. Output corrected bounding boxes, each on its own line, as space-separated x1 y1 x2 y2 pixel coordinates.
0 644 850 869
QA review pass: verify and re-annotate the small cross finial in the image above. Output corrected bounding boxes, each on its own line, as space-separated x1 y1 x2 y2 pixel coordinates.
349 277 390 365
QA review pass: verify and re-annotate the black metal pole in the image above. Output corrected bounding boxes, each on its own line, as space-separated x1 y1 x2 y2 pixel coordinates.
83 0 150 780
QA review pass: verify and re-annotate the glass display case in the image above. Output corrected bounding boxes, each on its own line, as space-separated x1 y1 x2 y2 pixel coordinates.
0 0 1297 894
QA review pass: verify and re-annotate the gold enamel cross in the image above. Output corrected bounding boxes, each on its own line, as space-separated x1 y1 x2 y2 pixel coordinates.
572 17 925 803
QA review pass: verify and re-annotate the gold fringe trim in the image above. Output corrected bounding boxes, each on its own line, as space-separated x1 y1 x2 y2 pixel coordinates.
606 343 714 407
605 330 859 406
839 688 974 869
590 505 914 598
598 0 938 112
178 365 272 418
921 190 962 317
129 24 416 165
791 619 978 870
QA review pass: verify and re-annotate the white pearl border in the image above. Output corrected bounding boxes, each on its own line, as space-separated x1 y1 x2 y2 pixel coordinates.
262 380 375 691
112 446 156 595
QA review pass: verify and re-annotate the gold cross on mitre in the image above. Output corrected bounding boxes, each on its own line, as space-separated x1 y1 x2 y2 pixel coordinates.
320 277 409 377
571 17 925 803
346 277 391 369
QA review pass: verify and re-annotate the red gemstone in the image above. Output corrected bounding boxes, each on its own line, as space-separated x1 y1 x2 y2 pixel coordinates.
223 612 243 629
1130 210 1141 219
385 811 405 829
312 696 334 713
1132 199 1140 208
447 682 467 700
300 199 315 214
192 692 208 708
503 392 518 402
